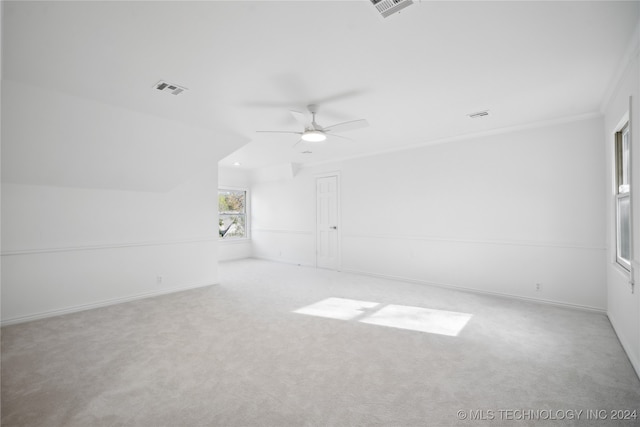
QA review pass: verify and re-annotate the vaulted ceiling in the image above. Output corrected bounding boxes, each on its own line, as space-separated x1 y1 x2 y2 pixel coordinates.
3 1 639 170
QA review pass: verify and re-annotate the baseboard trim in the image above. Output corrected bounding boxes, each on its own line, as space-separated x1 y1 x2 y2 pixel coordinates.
1 282 217 327
341 268 607 314
243 258 606 313
250 255 315 268
607 313 640 380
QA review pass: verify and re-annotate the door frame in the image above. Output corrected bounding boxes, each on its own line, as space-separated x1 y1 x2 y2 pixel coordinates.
315 171 341 270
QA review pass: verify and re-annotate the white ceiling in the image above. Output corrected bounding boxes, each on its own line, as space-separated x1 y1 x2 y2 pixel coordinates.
3 1 639 170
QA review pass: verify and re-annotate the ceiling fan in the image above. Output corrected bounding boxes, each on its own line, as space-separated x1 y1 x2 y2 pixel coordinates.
256 104 369 146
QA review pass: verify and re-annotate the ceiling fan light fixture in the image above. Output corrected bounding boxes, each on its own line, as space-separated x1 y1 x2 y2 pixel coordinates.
301 130 327 142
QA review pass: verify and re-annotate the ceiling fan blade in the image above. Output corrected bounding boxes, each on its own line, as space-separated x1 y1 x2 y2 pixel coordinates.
244 101 296 108
256 130 303 135
328 133 354 142
290 110 308 126
310 89 367 106
324 119 369 133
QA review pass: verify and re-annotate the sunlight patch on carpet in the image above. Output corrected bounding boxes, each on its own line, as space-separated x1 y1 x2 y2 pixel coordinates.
293 297 380 320
294 298 472 336
360 304 472 336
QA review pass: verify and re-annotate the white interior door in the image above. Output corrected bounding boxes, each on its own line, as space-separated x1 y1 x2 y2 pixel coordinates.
316 175 340 270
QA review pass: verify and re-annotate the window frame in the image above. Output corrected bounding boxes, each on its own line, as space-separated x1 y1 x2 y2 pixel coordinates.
218 187 250 241
614 122 631 271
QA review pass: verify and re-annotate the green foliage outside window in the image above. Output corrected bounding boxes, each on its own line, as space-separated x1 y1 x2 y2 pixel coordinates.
219 190 247 239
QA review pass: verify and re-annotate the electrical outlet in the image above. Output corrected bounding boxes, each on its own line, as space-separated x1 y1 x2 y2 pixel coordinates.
157 275 163 285
535 283 542 292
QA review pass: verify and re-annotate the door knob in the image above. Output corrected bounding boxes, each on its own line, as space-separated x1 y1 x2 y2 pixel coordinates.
330 226 338 230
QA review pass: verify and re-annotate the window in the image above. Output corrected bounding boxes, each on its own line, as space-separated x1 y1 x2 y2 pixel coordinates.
218 189 247 240
615 123 631 270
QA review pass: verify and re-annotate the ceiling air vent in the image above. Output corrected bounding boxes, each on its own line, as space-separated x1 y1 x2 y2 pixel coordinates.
468 110 489 119
371 0 414 18
154 80 187 96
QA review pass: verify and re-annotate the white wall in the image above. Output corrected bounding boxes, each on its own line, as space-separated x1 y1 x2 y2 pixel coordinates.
603 41 640 376
1 1 4 323
1 80 246 324
251 165 316 265
251 117 607 310
218 166 253 261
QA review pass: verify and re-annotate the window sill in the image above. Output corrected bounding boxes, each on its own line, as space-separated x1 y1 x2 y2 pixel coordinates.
219 238 251 245
611 260 631 278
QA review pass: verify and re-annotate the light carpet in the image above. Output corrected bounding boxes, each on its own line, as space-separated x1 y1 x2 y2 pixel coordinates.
2 259 639 426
